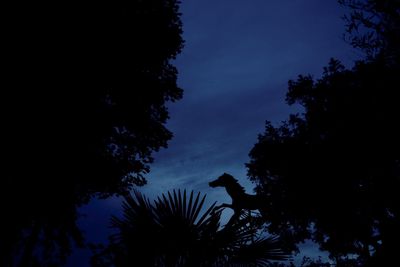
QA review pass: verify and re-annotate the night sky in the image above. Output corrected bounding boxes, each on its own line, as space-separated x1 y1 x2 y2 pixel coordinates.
68 0 358 265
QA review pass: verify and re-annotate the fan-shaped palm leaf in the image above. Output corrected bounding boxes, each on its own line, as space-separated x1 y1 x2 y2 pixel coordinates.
94 189 290 267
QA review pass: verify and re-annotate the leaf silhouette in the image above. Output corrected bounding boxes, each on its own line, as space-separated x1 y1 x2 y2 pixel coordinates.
93 189 290 267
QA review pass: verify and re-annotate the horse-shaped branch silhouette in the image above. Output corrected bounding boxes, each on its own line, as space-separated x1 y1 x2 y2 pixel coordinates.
209 173 268 227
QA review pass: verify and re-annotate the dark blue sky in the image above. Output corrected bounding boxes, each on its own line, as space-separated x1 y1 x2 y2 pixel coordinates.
68 0 358 265
143 0 357 210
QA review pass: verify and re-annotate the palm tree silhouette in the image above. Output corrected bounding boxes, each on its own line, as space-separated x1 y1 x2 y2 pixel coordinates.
92 189 289 267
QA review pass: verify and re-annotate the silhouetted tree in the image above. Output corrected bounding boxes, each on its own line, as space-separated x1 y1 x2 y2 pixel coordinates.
247 1 399 265
92 190 290 267
2 1 183 265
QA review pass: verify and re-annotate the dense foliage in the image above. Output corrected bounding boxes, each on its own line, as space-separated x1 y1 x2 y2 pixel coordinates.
2 1 183 265
247 0 399 265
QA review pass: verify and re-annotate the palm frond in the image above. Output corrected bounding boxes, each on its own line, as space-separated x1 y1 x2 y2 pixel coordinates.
110 189 155 239
213 211 291 266
102 189 290 267
231 236 291 266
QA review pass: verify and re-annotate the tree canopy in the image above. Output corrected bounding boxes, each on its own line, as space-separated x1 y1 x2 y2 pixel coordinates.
2 1 183 265
247 0 400 265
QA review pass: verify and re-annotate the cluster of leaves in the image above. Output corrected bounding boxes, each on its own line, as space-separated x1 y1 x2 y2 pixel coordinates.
339 0 400 62
2 1 183 266
92 190 290 267
247 0 400 265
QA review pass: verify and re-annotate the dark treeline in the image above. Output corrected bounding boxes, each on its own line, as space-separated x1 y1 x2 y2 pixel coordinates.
2 0 399 266
2 1 183 266
247 0 400 266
